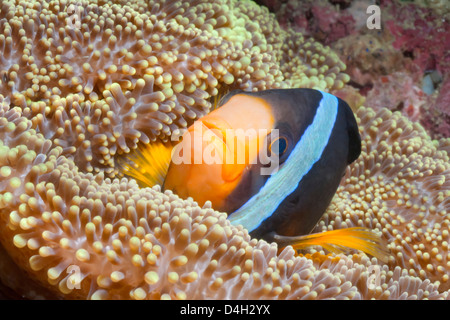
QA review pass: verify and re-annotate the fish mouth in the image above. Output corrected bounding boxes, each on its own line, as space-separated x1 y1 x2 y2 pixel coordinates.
196 117 247 182
198 117 236 161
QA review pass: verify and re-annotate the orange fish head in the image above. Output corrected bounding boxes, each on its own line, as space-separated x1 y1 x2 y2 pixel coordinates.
163 93 275 211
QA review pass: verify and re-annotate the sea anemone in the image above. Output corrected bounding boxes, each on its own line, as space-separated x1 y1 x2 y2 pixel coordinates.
316 106 450 292
0 0 348 176
0 96 448 299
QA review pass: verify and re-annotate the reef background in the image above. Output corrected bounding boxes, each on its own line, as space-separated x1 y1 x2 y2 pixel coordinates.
0 0 448 300
257 0 450 139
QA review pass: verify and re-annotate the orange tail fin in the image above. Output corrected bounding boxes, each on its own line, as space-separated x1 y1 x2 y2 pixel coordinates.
273 227 390 263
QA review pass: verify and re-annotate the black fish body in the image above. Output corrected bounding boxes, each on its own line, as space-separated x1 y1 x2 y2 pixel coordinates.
121 88 389 261
222 89 361 240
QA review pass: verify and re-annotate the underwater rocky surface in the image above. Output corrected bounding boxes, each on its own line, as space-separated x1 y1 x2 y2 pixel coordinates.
0 0 448 299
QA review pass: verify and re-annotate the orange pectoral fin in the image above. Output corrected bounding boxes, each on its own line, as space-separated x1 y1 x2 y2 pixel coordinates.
273 227 391 263
117 140 174 188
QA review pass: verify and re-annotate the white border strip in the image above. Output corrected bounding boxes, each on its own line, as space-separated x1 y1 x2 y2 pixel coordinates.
228 91 339 232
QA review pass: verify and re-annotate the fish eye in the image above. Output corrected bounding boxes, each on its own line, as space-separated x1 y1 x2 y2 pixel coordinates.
269 137 288 156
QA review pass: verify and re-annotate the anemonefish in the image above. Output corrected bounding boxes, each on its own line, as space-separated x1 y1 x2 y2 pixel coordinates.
119 88 390 262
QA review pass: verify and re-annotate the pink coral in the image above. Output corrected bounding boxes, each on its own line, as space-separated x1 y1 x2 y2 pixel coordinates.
277 0 356 45
254 0 288 12
380 1 450 139
332 31 411 88
385 2 450 76
365 71 428 122
310 3 356 44
421 76 450 138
